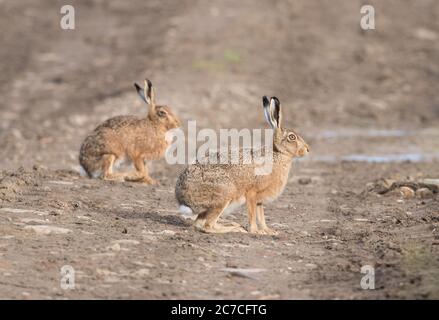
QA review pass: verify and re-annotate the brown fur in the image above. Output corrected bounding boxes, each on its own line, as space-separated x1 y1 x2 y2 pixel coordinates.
79 79 180 184
175 97 309 234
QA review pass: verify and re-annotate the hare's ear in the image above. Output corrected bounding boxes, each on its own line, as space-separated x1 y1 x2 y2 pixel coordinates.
144 79 156 110
262 96 276 129
270 97 282 129
134 83 147 103
134 79 156 109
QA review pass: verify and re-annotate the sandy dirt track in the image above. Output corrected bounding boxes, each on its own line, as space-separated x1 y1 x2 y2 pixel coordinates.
0 0 438 299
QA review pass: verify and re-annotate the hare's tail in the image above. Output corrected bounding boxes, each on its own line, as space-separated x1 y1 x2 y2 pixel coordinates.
79 165 88 177
178 204 196 220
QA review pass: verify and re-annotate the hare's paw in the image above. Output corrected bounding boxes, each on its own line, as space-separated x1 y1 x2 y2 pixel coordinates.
103 173 126 182
202 223 247 234
260 227 279 236
248 226 278 235
124 173 158 185
124 173 144 182
218 219 242 228
140 177 159 185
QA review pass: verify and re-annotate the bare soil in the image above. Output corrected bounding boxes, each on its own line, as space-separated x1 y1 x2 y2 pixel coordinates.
0 0 438 299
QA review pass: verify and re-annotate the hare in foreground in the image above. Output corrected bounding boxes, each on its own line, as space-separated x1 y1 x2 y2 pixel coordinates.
79 79 181 184
175 96 309 234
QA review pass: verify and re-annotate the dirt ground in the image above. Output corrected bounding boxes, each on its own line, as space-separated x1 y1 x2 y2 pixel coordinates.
0 0 438 299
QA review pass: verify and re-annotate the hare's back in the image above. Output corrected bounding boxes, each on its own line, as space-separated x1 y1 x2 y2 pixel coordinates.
94 115 140 132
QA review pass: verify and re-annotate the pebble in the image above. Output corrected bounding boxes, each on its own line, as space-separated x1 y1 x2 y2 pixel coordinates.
24 225 72 235
421 179 439 187
132 268 150 277
298 177 312 185
399 186 415 199
48 180 73 185
416 188 433 199
108 243 121 251
159 230 176 236
414 28 437 41
354 218 369 222
0 235 15 240
0 208 48 215
20 218 50 224
112 239 140 245
221 268 267 279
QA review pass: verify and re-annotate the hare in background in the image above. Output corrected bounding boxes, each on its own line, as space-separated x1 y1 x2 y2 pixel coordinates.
175 96 309 234
79 79 181 184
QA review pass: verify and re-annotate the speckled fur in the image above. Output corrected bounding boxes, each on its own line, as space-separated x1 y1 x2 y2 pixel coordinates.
175 96 309 234
79 79 180 184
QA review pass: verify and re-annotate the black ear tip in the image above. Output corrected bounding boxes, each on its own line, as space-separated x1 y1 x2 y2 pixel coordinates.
262 96 269 105
134 83 141 90
271 96 280 106
146 79 152 88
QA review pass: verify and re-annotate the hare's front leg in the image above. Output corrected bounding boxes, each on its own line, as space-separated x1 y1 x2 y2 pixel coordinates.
124 156 157 185
246 196 259 234
102 154 126 181
256 204 278 235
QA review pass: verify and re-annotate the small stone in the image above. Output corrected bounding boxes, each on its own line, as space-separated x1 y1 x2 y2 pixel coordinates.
414 28 437 41
305 263 318 269
132 268 150 277
338 205 351 216
20 218 49 224
159 230 176 236
354 218 369 222
416 188 433 199
76 215 91 220
112 239 140 245
0 208 48 215
24 225 71 235
421 179 439 187
220 268 266 279
108 243 121 251
48 180 73 185
399 186 415 199
298 177 312 185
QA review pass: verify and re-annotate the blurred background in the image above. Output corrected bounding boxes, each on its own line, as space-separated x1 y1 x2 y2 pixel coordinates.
1 0 439 300
0 0 438 170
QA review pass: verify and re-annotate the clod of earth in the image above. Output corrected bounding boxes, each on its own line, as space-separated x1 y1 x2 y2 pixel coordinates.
367 178 439 196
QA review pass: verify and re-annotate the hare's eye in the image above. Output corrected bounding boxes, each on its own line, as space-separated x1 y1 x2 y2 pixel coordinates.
288 133 296 141
158 110 167 117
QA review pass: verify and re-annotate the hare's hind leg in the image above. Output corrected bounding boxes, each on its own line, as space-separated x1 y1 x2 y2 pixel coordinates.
200 204 247 234
124 156 157 185
102 154 125 181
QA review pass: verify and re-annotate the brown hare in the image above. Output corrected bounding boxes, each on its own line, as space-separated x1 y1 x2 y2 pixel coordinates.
79 79 181 184
175 96 309 234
